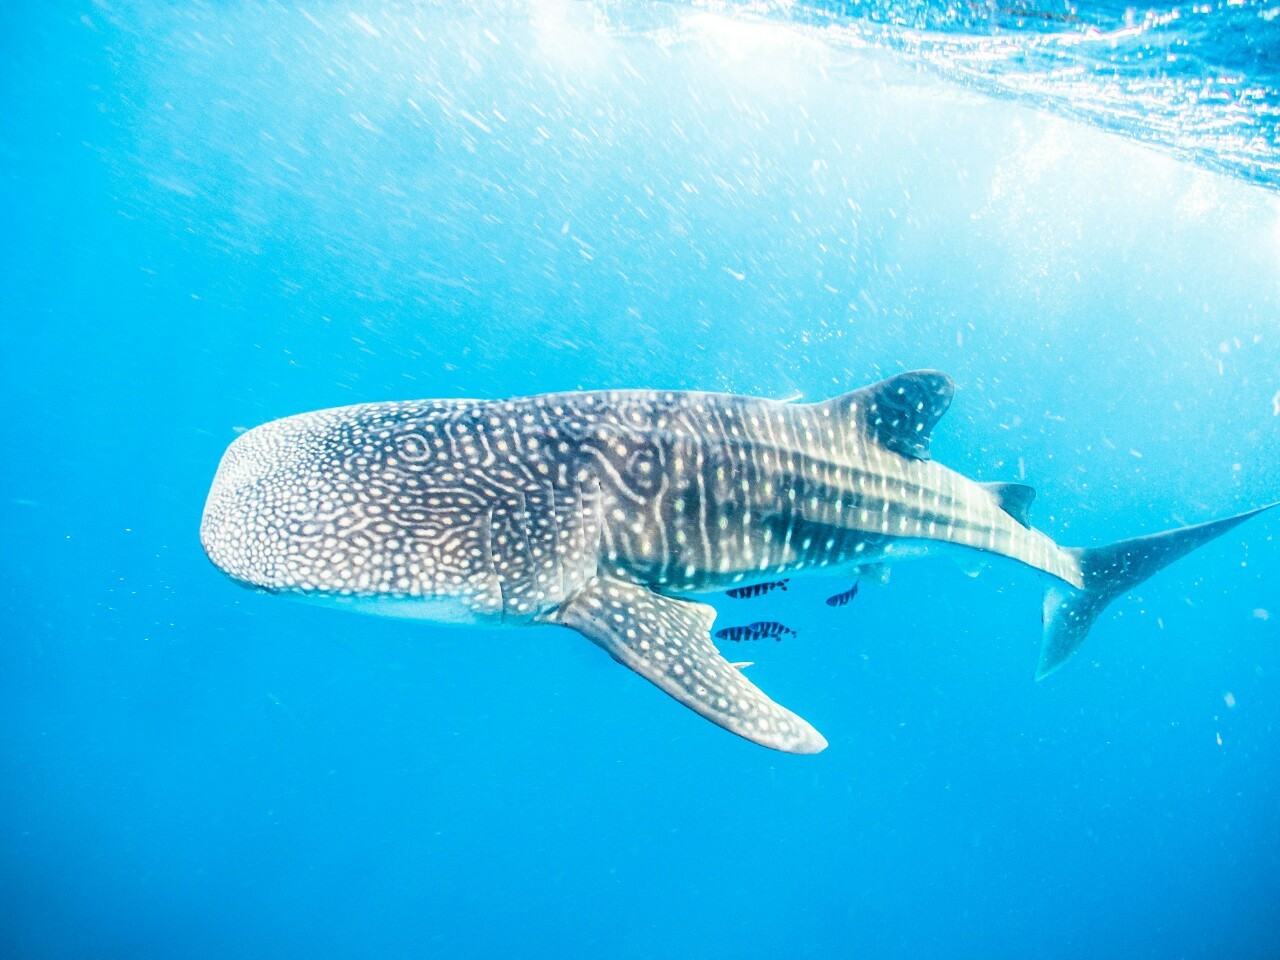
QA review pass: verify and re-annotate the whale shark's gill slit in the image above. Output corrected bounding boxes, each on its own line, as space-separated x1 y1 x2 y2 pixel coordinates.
595 479 620 568
649 470 671 579
693 440 712 581
578 477 605 581
542 476 567 602
482 505 498 578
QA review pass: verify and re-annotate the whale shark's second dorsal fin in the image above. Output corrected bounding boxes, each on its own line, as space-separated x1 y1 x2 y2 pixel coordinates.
821 370 955 461
981 481 1036 528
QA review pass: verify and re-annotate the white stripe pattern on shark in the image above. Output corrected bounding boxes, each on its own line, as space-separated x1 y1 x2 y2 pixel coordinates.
200 372 1276 753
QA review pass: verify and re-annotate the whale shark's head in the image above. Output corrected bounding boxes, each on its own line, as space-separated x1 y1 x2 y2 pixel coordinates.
200 409 345 593
200 401 503 621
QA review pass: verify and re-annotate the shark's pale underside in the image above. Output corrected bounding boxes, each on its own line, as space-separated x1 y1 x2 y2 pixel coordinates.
201 372 1275 753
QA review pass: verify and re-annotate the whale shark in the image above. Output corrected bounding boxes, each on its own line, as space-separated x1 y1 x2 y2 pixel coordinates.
200 371 1275 753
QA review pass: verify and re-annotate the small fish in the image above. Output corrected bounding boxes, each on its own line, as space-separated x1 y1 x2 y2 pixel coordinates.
825 583 860 607
715 621 797 643
726 578 790 599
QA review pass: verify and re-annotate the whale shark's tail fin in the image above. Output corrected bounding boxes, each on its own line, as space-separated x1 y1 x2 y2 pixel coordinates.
1038 503 1277 679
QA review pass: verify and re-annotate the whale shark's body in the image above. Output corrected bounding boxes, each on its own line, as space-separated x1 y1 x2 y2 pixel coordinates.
201 372 1274 753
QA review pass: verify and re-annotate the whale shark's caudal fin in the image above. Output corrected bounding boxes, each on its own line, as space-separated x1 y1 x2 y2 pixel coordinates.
1037 503 1278 679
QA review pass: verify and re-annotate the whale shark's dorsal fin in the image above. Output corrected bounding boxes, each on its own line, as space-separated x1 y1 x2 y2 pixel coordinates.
821 370 955 461
545 576 827 754
981 481 1036 528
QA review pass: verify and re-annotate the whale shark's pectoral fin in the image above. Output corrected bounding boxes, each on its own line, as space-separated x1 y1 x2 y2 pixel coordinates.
545 576 827 755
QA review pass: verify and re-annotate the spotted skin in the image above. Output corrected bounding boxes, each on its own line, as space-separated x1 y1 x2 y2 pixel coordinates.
203 372 1272 753
203 377 1078 605
201 398 607 621
200 375 1083 751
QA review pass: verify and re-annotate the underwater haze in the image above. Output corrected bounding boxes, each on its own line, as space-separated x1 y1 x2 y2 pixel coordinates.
3 1 1280 958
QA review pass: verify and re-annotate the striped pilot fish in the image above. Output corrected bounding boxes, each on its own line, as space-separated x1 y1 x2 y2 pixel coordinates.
725 578 789 599
200 371 1276 754
715 621 797 642
825 583 860 607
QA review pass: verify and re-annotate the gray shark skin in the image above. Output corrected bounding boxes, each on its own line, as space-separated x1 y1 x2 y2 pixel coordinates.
201 372 1275 754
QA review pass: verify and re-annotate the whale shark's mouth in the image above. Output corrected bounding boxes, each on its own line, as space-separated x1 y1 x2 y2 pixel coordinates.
275 587 497 625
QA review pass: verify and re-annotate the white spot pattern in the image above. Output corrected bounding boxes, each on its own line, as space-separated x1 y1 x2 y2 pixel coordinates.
201 375 1089 750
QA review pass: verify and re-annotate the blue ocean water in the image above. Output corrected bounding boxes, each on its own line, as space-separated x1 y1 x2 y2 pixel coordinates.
3 1 1279 958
